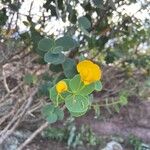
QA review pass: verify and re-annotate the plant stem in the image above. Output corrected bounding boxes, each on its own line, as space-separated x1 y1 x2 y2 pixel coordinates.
92 100 121 107
67 90 73 94
56 95 59 106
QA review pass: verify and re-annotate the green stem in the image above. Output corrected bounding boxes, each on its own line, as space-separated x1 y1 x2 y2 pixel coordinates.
92 100 121 107
59 94 65 100
77 80 82 91
80 84 86 91
67 90 73 94
56 95 59 107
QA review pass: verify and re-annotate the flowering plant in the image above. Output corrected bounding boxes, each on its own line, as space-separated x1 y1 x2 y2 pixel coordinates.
41 60 103 123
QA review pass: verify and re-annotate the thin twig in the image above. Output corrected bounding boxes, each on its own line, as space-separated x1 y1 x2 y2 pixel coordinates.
17 105 66 149
55 0 60 19
0 116 21 144
17 122 49 150
0 88 38 144
2 67 10 93
0 97 27 137
0 110 14 126
29 1 34 16
0 82 23 103
27 102 42 115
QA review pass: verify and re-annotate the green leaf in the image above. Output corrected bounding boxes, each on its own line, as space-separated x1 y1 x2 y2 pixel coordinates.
119 95 128 106
38 38 54 51
69 75 81 92
44 51 65 64
55 36 75 51
30 25 43 51
113 104 120 113
49 64 63 73
49 86 57 102
38 81 53 96
65 95 90 113
52 46 64 54
62 58 77 78
79 83 95 96
42 105 64 123
46 113 57 123
35 49 46 57
69 75 95 95
41 105 58 123
54 107 64 120
24 73 37 85
78 16 91 30
94 81 102 91
49 86 64 105
79 26 91 37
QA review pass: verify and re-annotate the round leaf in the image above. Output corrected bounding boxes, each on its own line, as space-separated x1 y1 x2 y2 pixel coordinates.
24 74 37 85
119 96 128 106
78 16 91 30
44 51 65 64
41 104 58 123
49 86 57 102
69 75 81 92
65 95 89 113
52 46 64 54
62 58 77 78
79 83 95 96
55 36 75 51
54 107 64 120
94 81 102 91
38 38 54 51
47 113 57 123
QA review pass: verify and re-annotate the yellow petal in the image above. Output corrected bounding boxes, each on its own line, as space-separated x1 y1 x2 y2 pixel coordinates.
56 80 68 94
77 60 102 85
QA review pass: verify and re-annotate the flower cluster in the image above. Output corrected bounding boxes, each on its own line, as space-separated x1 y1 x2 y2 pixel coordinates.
55 60 102 94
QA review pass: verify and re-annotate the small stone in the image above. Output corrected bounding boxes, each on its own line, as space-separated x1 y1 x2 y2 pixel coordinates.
102 141 123 150
2 136 19 150
1 130 32 150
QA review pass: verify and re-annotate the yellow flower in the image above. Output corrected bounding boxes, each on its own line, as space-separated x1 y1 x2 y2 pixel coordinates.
56 80 68 94
77 60 102 85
